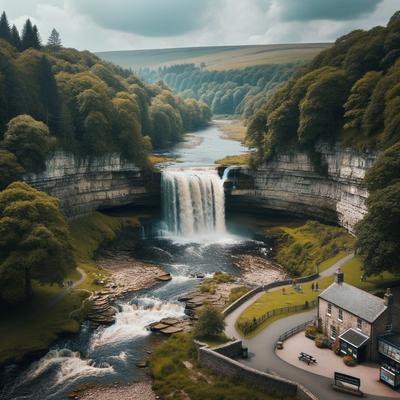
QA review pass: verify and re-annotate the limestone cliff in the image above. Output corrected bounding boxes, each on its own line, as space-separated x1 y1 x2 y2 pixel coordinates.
24 152 159 218
226 145 376 232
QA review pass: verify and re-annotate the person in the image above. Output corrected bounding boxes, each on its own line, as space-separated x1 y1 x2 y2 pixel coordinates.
282 287 286 295
311 282 315 291
315 282 319 291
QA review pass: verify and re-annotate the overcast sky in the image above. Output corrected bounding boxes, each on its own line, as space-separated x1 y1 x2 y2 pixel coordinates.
2 0 400 52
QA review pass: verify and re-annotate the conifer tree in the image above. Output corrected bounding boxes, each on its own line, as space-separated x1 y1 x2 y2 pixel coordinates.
38 55 61 133
21 19 41 50
10 24 21 50
0 11 11 43
47 28 61 50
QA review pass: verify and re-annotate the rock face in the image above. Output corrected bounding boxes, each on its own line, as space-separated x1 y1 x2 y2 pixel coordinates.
226 144 376 233
24 151 160 218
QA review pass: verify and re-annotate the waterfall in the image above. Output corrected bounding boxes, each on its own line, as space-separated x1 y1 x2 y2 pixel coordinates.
161 168 226 237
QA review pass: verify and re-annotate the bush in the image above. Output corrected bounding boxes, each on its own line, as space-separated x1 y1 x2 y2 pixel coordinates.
331 338 340 355
193 305 225 339
304 324 318 339
315 334 331 349
343 355 357 366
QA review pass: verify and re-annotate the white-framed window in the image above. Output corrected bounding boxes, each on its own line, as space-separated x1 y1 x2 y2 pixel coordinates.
357 318 362 330
327 303 332 316
338 308 343 322
331 325 337 340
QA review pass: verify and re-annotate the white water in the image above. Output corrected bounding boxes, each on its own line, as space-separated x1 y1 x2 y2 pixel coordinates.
161 167 226 238
90 297 185 349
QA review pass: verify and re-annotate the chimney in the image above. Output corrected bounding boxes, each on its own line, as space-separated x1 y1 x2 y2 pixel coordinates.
385 288 393 306
335 268 344 284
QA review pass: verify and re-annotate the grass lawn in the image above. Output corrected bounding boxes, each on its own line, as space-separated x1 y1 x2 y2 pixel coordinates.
236 255 400 338
149 333 290 400
0 211 144 364
215 153 250 166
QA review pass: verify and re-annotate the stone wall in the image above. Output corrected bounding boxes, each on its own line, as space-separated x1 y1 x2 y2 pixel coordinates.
24 151 160 218
197 342 318 400
226 144 376 233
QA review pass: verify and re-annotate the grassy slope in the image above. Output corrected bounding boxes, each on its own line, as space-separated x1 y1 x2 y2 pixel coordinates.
149 333 289 400
97 43 331 71
0 212 142 364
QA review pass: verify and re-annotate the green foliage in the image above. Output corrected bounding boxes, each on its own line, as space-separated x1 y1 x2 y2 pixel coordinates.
149 333 283 400
228 286 250 304
0 12 211 169
275 220 354 276
193 305 225 339
0 149 24 189
3 115 51 172
139 63 299 117
0 182 75 303
247 11 400 164
315 334 331 349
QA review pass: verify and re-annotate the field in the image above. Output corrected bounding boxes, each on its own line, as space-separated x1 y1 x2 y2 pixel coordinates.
97 43 331 71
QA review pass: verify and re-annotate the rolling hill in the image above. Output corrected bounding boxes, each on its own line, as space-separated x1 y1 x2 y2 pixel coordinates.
97 43 331 71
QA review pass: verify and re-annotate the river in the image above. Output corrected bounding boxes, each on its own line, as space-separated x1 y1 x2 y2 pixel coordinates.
1 121 271 400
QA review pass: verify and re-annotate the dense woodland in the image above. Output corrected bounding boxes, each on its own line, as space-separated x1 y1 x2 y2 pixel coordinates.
246 11 400 276
0 11 210 304
0 11 211 179
139 63 298 117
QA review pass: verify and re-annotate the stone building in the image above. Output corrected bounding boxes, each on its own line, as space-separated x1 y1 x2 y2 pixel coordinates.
317 269 396 362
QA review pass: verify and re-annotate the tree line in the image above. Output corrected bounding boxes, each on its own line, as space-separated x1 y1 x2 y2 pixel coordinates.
245 11 400 277
0 11 211 305
138 63 299 118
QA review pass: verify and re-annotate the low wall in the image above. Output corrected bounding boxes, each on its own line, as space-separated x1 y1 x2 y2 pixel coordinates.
197 342 318 400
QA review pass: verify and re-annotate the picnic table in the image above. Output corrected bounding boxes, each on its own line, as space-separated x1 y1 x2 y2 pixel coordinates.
298 352 317 365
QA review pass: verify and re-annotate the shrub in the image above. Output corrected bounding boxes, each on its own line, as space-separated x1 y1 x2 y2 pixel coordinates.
343 355 357 366
315 334 331 349
331 338 340 355
305 324 318 339
193 305 225 339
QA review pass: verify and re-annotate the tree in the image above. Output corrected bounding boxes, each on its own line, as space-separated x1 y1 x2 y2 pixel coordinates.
0 150 24 190
47 28 61 50
3 115 51 173
193 305 225 339
10 24 21 51
356 183 400 276
21 19 41 50
0 182 75 304
38 55 61 133
0 11 11 44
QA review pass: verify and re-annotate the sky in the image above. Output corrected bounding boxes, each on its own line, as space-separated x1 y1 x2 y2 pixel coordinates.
2 0 400 52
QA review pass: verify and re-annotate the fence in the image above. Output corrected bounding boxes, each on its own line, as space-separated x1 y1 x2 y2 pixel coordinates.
278 319 316 342
222 272 319 317
237 300 317 335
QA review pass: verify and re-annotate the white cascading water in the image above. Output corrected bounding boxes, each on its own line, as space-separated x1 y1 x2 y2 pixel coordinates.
161 168 226 237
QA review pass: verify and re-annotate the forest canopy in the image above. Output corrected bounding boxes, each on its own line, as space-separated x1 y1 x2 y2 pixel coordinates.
246 11 400 165
139 63 299 118
0 11 211 184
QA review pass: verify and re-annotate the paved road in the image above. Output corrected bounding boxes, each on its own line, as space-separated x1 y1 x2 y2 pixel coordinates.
225 254 396 400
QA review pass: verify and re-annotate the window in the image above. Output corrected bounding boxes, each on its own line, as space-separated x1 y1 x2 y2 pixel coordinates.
331 325 337 340
327 303 332 316
357 318 362 330
386 322 393 332
338 308 343 322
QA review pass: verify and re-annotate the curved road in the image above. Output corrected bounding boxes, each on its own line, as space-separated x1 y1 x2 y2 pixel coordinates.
225 254 395 400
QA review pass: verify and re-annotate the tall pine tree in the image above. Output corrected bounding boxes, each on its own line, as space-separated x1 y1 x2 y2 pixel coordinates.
38 55 60 133
0 11 11 43
10 25 21 50
47 28 61 50
21 19 41 50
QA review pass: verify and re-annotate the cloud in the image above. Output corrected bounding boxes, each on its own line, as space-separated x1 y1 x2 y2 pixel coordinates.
70 0 215 37
275 0 383 22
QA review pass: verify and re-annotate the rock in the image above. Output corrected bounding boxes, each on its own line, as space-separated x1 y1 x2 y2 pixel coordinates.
160 326 184 334
156 273 172 282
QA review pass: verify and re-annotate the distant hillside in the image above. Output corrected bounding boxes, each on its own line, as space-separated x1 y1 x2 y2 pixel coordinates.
97 43 331 71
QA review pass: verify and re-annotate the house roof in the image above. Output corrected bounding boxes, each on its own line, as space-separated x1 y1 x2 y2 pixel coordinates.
319 282 387 323
339 328 370 348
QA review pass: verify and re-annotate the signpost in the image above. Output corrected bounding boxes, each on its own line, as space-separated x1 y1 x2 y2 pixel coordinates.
332 372 363 397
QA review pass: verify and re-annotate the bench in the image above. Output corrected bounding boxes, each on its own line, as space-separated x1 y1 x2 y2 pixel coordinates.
298 352 317 365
